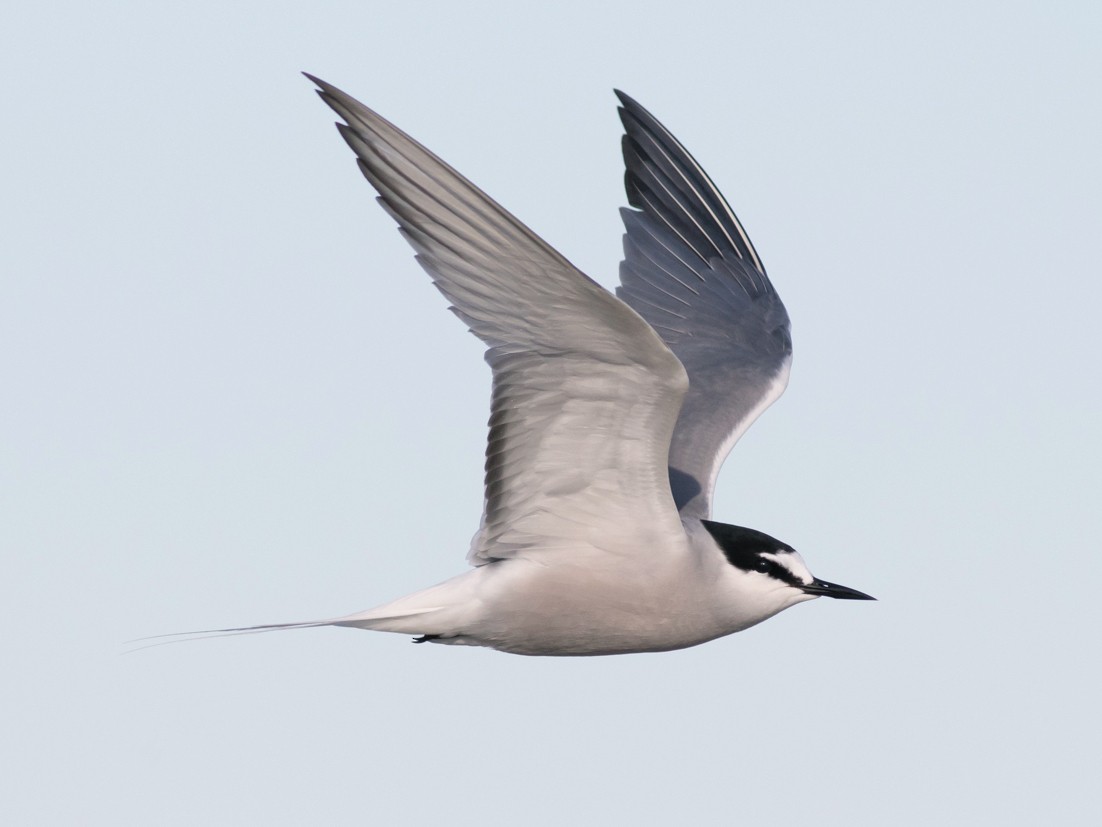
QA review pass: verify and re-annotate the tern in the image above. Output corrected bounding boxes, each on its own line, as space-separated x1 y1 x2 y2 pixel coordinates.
214 76 874 657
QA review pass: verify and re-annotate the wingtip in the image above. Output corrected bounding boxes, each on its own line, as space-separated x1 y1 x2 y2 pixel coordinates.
303 72 337 110
302 72 345 104
613 88 642 114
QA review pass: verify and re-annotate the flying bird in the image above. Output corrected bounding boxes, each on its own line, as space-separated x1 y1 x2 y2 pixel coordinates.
213 75 873 656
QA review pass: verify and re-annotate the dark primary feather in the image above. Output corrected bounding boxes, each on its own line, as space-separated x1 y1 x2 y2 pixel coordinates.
614 91 793 519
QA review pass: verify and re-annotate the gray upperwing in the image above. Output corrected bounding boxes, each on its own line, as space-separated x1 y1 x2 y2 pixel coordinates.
613 91 792 520
309 77 691 566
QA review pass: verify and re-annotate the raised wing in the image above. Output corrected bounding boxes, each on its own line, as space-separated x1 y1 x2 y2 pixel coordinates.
614 91 792 520
308 77 690 564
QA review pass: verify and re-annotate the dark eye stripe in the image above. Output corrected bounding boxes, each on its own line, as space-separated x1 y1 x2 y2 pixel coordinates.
757 558 803 588
701 520 801 586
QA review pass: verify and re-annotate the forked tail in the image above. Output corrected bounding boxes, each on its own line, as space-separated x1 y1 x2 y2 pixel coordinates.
128 570 480 652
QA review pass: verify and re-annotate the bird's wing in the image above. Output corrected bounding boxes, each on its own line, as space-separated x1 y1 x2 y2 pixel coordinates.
309 77 690 565
614 91 792 520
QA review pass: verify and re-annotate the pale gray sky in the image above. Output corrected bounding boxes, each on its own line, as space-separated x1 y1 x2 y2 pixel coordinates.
4 1 1101 824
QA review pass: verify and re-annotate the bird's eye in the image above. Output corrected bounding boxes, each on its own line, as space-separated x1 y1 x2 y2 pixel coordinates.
755 559 770 572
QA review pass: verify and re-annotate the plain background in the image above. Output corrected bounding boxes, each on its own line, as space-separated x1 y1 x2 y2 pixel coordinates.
4 1 1100 824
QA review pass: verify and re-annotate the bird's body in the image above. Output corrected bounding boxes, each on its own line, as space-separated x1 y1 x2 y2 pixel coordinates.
329 519 817 656
205 76 873 657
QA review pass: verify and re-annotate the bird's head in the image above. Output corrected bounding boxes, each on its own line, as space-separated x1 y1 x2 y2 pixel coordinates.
701 520 875 628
